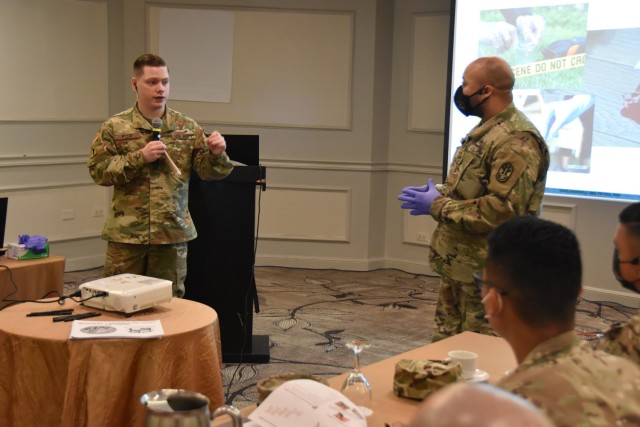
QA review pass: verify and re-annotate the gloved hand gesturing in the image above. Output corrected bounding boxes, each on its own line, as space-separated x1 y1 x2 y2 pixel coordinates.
398 178 440 216
401 182 430 193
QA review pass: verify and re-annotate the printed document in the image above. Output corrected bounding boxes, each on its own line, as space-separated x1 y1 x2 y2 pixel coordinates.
69 320 164 339
245 379 367 427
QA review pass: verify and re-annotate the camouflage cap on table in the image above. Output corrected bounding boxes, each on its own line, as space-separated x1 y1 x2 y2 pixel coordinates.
393 359 463 400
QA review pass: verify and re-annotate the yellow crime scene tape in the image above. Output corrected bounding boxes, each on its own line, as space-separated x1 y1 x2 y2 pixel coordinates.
512 53 586 78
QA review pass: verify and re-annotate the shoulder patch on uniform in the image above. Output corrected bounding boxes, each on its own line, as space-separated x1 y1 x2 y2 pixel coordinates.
496 163 514 183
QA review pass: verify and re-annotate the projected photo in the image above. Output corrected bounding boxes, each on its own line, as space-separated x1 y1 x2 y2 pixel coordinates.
479 4 588 90
515 91 594 173
622 83 640 125
449 0 640 201
582 27 640 146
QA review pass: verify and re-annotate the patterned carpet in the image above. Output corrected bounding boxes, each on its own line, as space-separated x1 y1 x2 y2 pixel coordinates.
64 266 636 409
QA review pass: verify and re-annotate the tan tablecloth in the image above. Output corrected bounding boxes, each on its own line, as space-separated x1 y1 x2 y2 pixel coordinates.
0 255 65 308
0 298 225 427
216 332 518 427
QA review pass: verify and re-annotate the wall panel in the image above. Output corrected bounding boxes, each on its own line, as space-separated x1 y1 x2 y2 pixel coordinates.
4 185 109 243
149 6 353 129
0 0 108 120
409 13 450 132
259 186 350 242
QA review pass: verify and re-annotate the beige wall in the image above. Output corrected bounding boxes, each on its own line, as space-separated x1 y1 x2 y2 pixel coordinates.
0 0 636 307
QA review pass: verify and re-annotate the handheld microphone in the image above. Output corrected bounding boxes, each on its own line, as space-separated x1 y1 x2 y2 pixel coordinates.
150 119 162 170
150 118 181 176
151 118 162 141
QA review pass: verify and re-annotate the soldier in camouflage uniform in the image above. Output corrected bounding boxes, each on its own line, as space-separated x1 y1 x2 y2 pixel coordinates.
596 202 640 365
480 216 640 427
399 57 549 342
88 54 233 297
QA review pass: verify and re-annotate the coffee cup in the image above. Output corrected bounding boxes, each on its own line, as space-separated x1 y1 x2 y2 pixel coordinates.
447 350 478 380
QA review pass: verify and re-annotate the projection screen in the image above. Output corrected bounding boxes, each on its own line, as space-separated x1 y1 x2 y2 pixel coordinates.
445 0 640 201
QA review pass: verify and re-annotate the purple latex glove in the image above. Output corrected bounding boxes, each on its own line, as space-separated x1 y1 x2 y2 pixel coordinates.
398 180 429 210
19 234 48 252
398 181 429 213
398 178 440 215
401 183 430 194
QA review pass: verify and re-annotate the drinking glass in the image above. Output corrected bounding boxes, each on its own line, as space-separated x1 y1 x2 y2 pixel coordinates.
341 338 373 416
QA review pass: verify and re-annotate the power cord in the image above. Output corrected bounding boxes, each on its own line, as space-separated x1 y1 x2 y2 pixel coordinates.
0 263 109 311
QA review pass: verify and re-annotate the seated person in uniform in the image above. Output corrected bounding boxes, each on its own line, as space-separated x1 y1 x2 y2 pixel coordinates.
478 216 640 427
597 202 640 365
393 382 554 427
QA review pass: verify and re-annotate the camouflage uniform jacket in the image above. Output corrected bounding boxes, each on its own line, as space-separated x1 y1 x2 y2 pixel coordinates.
87 105 233 244
498 331 640 427
429 103 549 281
596 313 640 366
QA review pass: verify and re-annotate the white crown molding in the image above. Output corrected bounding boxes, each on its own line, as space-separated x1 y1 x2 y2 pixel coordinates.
0 155 88 167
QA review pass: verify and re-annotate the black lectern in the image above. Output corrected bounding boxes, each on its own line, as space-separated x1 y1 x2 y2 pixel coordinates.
185 135 269 363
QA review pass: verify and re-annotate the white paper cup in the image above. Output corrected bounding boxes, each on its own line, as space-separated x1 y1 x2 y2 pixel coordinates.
448 350 478 380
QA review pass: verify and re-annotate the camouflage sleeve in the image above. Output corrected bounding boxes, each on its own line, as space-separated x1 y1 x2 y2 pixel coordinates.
498 350 640 426
87 122 147 186
596 317 640 365
191 128 234 181
431 132 544 234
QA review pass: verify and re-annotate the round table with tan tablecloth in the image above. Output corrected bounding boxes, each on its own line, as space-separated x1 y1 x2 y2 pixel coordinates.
0 298 224 427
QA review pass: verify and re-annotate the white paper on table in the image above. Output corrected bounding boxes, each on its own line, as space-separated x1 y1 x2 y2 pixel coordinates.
69 320 164 339
248 379 366 427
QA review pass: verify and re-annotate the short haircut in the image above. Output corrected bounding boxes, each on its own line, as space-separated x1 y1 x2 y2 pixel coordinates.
619 202 640 237
133 53 167 77
472 56 515 92
486 216 582 327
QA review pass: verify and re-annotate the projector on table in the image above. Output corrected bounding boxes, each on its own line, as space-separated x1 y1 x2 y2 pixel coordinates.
79 274 172 314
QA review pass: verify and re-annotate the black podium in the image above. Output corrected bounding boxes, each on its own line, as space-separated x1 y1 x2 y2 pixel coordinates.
185 135 269 363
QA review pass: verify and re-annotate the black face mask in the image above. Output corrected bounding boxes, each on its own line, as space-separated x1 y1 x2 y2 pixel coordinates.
613 248 640 293
453 85 488 117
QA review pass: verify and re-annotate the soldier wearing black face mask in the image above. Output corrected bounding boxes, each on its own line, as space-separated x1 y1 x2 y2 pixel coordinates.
453 85 490 117
597 202 640 365
398 56 550 342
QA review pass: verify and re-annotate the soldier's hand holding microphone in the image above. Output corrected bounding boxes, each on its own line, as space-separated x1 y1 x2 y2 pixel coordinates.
141 137 166 162
141 118 181 176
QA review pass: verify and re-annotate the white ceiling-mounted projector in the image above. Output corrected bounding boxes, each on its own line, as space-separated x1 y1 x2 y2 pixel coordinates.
79 274 172 314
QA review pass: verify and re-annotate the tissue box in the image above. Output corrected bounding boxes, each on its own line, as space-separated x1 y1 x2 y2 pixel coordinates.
7 243 49 260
